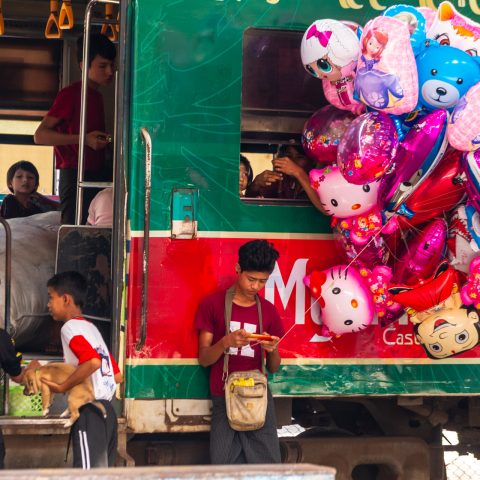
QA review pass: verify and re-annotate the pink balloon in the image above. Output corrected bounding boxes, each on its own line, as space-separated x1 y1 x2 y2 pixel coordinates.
302 106 356 164
379 109 448 211
463 150 480 212
337 111 399 185
391 218 447 286
448 84 480 152
304 265 374 337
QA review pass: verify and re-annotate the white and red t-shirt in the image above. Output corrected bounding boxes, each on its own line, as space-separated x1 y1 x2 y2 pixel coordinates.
61 317 119 401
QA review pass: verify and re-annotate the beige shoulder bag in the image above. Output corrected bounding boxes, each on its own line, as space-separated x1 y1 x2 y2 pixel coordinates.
223 286 268 431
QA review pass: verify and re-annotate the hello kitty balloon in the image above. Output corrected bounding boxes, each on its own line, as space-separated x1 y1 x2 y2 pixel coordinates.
304 265 374 337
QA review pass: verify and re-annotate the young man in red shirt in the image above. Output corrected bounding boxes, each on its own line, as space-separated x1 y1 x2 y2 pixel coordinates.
43 271 122 468
34 34 116 224
195 239 285 464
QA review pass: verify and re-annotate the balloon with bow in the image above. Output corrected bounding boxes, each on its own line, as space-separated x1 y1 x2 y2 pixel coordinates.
379 109 448 212
337 111 399 185
302 105 356 165
304 265 374 337
301 19 364 115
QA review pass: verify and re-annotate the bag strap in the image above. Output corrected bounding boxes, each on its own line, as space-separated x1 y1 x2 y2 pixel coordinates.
223 286 265 380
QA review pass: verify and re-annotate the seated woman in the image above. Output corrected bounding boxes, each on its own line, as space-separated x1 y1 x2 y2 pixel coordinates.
0 161 58 219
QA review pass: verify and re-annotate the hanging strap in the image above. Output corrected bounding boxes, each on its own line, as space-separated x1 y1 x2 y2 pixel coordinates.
222 286 265 381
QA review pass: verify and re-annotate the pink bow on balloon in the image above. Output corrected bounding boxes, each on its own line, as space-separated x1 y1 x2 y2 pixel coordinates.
306 25 332 47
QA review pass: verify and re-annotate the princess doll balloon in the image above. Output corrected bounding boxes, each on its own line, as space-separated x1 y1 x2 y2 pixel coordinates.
301 19 364 115
354 16 417 115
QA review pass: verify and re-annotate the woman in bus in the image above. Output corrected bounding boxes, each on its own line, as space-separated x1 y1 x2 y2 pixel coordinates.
0 161 58 219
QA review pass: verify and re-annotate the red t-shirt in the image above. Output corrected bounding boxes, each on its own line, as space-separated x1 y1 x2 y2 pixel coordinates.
47 81 106 172
195 289 285 396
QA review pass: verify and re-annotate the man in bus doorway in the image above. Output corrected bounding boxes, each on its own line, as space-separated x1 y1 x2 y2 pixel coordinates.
195 239 285 464
34 34 116 225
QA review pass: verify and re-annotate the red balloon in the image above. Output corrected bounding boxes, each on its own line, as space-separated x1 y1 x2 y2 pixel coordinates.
398 148 466 226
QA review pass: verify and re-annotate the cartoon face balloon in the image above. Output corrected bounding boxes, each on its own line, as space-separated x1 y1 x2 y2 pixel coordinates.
309 164 380 218
416 42 480 111
414 293 480 359
301 19 364 114
304 265 374 337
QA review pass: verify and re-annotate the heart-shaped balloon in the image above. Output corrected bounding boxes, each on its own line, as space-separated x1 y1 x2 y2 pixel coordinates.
337 111 399 185
391 218 447 286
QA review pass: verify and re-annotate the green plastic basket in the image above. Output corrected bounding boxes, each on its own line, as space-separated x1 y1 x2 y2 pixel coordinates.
9 384 43 417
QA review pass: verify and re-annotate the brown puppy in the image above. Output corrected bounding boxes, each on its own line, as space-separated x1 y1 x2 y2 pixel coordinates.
23 362 94 427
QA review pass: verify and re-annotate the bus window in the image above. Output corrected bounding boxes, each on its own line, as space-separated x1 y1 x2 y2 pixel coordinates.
240 27 326 204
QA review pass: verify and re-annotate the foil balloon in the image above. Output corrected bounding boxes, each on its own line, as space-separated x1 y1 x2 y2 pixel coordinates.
379 109 448 212
460 257 480 309
358 265 403 324
389 261 457 316
448 205 480 274
337 111 399 185
392 218 448 286
302 105 356 164
414 292 480 359
396 148 465 226
304 265 374 337
383 5 426 56
301 19 364 114
463 150 480 212
448 83 480 152
354 16 418 115
309 164 379 218
417 7 436 31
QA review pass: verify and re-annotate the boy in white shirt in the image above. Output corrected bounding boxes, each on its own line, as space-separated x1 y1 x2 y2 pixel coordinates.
43 271 122 468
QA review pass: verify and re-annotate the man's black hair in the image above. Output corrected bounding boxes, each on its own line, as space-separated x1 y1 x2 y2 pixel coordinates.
76 33 116 67
47 271 87 308
238 240 279 274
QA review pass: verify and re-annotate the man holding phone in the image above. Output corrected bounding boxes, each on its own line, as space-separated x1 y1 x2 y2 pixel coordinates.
195 239 285 464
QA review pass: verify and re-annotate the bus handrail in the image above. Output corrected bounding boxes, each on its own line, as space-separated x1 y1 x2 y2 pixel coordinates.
0 217 12 416
136 127 152 351
76 0 119 226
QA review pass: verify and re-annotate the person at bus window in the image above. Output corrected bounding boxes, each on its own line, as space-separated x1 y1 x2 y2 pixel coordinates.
0 161 58 219
43 271 123 469
239 154 253 197
244 145 326 212
34 33 116 225
87 187 113 226
0 329 40 469
195 239 284 464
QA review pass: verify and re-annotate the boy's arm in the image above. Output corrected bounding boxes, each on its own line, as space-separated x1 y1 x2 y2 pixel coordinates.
198 329 250 367
41 357 101 393
34 115 109 151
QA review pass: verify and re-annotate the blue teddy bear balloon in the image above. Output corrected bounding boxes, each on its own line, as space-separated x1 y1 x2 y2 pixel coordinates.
416 41 480 112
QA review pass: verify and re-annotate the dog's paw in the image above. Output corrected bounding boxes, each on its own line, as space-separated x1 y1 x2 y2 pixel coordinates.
42 408 50 416
59 408 70 418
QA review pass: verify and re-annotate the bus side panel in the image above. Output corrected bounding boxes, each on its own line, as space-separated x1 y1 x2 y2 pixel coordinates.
125 0 480 405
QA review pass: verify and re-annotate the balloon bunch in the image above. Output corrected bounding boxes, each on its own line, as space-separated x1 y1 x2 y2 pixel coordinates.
300 2 480 359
